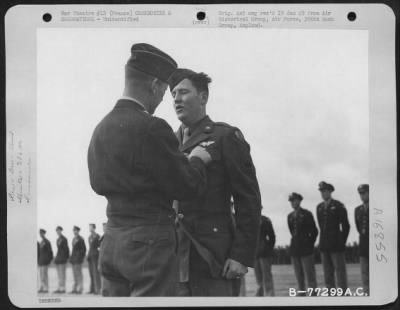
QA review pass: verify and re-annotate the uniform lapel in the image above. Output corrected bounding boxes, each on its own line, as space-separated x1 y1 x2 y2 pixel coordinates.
175 125 184 151
181 116 214 153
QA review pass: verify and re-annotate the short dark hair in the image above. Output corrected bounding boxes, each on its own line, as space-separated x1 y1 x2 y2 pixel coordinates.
185 72 212 94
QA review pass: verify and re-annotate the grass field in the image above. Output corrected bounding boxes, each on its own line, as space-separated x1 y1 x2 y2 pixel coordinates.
38 263 363 297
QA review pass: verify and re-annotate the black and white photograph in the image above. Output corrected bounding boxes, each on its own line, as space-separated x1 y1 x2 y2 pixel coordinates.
5 3 397 308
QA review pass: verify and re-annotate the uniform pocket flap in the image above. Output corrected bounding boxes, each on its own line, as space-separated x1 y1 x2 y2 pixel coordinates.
131 230 170 245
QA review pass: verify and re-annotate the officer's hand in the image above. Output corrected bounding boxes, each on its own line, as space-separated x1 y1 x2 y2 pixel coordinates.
222 258 248 279
189 146 212 165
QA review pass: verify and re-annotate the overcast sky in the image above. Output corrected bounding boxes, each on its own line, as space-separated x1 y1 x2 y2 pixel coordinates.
37 28 368 248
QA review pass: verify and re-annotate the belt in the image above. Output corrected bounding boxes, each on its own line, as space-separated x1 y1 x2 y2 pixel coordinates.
177 217 222 279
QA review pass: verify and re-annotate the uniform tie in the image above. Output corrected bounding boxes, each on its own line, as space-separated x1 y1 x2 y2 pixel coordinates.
182 127 190 144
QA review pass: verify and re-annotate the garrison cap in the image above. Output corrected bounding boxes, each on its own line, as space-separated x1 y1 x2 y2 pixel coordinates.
39 228 46 234
168 68 197 90
288 192 303 201
358 184 369 193
56 226 63 231
73 225 80 231
126 43 177 83
318 181 335 192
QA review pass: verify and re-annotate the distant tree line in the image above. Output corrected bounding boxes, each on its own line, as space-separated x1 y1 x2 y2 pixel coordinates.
272 242 361 265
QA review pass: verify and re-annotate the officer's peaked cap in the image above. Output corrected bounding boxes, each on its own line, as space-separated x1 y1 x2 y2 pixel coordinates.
288 192 303 201
73 225 80 231
126 43 177 83
39 228 46 234
318 181 335 192
56 226 63 231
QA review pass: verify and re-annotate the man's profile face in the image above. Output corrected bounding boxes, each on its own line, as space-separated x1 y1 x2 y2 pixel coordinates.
360 191 369 204
89 225 95 233
56 230 62 236
171 79 206 126
73 229 79 236
320 190 332 201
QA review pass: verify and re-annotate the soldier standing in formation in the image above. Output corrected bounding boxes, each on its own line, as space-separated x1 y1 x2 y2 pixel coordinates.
87 44 212 296
69 226 86 294
87 223 101 294
254 215 276 296
38 229 53 293
98 222 109 296
287 193 318 296
316 181 350 291
169 68 262 296
53 226 70 294
355 184 369 295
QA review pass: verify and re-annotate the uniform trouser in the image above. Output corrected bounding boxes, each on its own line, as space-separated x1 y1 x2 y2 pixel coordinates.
254 256 275 296
321 251 348 290
100 222 178 296
88 257 101 293
55 264 67 291
71 264 83 293
360 256 369 295
291 255 317 294
38 265 49 291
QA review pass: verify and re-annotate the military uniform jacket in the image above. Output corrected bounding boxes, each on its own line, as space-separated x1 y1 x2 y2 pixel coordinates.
176 116 262 278
288 207 318 257
255 216 276 258
87 233 100 261
355 204 369 258
87 99 207 221
316 199 350 252
70 236 86 264
38 238 53 266
54 235 70 264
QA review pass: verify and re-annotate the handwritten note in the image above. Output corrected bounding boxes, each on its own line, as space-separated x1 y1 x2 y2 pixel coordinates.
7 130 31 205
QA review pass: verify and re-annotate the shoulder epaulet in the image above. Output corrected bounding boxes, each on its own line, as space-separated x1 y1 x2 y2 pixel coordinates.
214 121 233 128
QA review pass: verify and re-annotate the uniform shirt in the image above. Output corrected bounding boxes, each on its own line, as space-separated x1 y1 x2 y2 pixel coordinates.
256 216 276 258
70 235 86 264
288 207 318 257
38 238 53 266
316 199 350 252
355 203 369 258
176 115 262 277
88 232 101 259
87 99 207 222
54 235 70 264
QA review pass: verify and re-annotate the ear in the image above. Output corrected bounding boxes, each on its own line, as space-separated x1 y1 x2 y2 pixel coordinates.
151 78 159 94
200 90 209 105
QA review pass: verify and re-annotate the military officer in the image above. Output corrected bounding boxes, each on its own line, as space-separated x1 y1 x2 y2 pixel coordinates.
98 222 109 296
169 68 262 296
355 184 369 295
87 44 212 296
316 181 350 291
254 215 276 296
38 229 53 293
53 226 70 294
87 223 101 294
287 193 318 296
69 226 86 294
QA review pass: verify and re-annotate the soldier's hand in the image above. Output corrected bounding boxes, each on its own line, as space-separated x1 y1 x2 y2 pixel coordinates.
222 258 248 279
189 146 212 165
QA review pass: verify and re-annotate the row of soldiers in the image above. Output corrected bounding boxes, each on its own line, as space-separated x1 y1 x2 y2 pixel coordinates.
253 182 369 297
37 223 106 294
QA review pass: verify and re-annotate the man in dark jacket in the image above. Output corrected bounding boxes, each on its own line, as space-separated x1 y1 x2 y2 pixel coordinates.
38 229 53 293
53 226 69 293
87 223 101 294
316 181 350 291
87 44 212 296
69 226 86 294
355 184 369 295
254 215 276 296
287 193 318 295
169 69 262 296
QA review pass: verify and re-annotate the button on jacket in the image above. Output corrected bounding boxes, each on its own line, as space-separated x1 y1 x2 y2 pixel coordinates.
176 116 262 279
355 204 369 258
316 199 350 252
288 207 318 257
